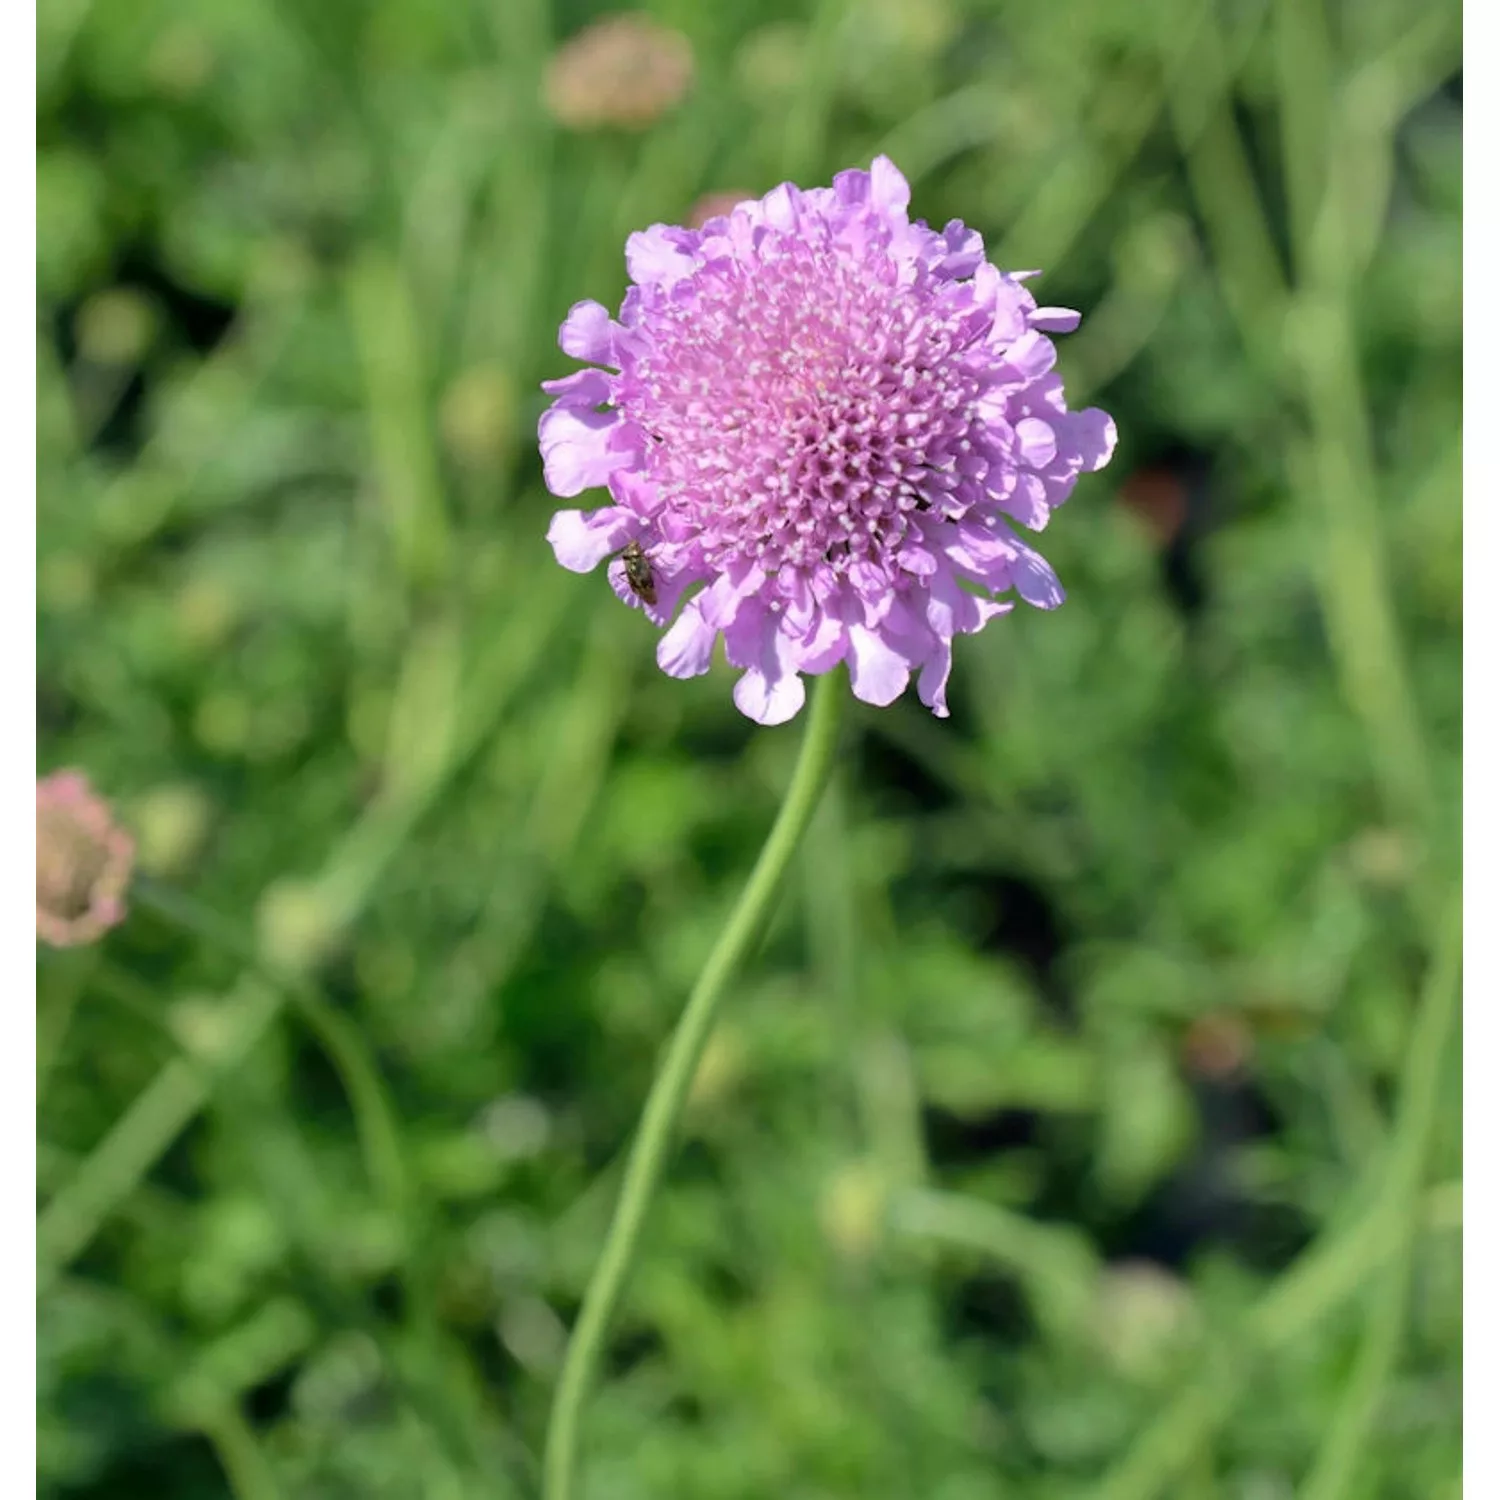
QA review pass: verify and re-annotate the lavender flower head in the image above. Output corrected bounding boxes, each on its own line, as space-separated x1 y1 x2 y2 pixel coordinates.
541 157 1116 724
37 770 135 948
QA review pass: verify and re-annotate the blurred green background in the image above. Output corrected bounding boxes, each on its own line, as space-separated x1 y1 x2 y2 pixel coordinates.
36 0 1462 1496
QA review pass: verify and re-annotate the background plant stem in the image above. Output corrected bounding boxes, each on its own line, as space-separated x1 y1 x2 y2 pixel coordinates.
1090 892 1461 1500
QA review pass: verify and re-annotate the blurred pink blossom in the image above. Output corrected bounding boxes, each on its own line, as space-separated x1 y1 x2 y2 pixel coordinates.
545 14 694 131
36 770 135 948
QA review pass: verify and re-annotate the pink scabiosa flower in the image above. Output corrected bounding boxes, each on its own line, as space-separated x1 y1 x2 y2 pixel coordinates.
541 156 1116 725
36 770 135 948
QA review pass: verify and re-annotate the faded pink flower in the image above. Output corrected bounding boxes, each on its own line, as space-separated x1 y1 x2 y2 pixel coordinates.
544 13 694 131
37 770 135 948
540 156 1117 724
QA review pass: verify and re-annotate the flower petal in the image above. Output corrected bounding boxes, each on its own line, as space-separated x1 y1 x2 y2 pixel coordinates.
787 608 847 674
541 367 612 405
538 404 634 497
1030 305 1081 332
733 665 806 725
546 507 636 572
558 300 618 363
850 558 900 624
625 224 699 288
931 518 1064 604
926 565 1012 637
1010 542 1066 608
720 600 809 724
935 220 985 278
997 473 1053 530
980 266 1034 345
1057 407 1118 473
846 622 914 707
997 329 1057 383
759 182 801 231
1015 417 1058 469
657 599 717 678
697 564 767 630
868 155 912 221
916 640 954 718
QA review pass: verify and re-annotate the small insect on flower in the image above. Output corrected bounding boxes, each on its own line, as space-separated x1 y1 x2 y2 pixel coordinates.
619 539 657 605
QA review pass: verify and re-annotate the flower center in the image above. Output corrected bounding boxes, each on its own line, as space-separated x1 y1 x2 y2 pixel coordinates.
620 235 985 579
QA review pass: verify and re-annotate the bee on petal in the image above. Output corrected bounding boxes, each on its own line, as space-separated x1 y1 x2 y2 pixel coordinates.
619 539 657 606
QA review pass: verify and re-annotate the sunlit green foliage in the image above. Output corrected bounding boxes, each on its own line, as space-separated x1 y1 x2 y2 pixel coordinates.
38 1 1460 1496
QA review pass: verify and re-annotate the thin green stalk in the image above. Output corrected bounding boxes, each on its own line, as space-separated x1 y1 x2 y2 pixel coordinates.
542 671 846 1500
130 878 462 1423
801 773 864 1155
348 249 451 590
36 977 285 1292
780 0 851 184
1271 0 1331 255
983 0 1245 277
1296 893 1462 1500
132 879 412 1221
1160 0 1286 380
197 1402 285 1500
889 1186 1101 1345
36 948 97 1100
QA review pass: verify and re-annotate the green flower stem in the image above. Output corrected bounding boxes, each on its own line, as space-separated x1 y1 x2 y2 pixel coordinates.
132 879 413 1226
37 978 286 1293
195 1401 286 1500
542 671 846 1500
36 947 98 1101
1295 892 1462 1500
